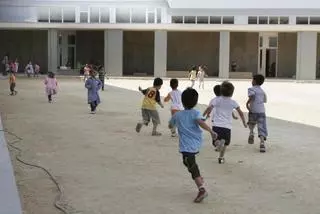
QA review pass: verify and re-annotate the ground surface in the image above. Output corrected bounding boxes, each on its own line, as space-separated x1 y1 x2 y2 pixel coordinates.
1 77 320 214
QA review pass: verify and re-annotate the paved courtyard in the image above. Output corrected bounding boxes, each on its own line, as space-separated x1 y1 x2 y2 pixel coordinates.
1 77 320 214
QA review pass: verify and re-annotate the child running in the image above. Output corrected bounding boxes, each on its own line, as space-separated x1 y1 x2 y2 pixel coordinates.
9 72 17 96
136 78 164 136
44 72 58 103
164 78 184 137
85 70 102 114
169 88 217 203
246 74 268 153
197 65 208 89
204 81 247 164
188 66 197 88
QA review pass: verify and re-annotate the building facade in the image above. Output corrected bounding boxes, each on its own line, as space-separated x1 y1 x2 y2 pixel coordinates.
1 0 320 79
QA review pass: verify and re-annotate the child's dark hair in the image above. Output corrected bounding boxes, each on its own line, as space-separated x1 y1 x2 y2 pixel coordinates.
182 88 198 109
48 71 55 78
213 84 221 96
221 81 234 97
253 74 265 86
153 77 163 87
170 78 178 90
191 65 197 71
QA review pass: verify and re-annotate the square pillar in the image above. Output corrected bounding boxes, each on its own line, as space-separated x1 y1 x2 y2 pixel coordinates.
296 32 317 80
154 30 167 77
219 31 230 79
104 30 123 76
48 29 58 73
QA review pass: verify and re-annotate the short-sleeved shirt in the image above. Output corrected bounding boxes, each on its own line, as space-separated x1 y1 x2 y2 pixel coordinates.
211 96 239 129
170 109 203 153
141 87 160 110
248 86 266 113
169 89 183 110
189 70 197 81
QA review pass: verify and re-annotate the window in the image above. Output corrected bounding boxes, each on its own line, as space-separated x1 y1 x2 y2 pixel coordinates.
90 7 99 23
156 8 161 23
50 7 62 23
80 12 88 23
279 16 289 24
269 37 278 48
248 16 257 24
197 16 208 24
222 16 234 24
296 16 309 24
116 8 130 23
210 16 221 24
131 8 146 23
172 16 183 23
63 8 75 23
258 16 268 24
269 16 278 24
38 7 49 22
100 8 110 23
184 16 196 24
309 17 320 24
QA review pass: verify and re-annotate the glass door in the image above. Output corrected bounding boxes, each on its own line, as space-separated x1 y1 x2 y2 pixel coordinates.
258 33 278 77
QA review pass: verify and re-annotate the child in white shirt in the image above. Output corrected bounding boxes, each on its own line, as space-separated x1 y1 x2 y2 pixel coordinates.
164 78 184 137
203 81 247 164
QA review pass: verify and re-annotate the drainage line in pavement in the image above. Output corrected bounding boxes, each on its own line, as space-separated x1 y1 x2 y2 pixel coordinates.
1 129 81 214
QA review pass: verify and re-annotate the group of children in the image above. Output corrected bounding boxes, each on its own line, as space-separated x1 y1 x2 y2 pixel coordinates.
135 74 268 203
188 65 208 89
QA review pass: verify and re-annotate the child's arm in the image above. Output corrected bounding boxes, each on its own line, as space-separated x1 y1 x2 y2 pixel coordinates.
197 119 218 141
246 96 253 112
164 93 171 103
138 86 148 95
232 111 238 120
156 91 164 108
264 93 267 103
85 79 91 89
235 107 247 128
202 106 213 119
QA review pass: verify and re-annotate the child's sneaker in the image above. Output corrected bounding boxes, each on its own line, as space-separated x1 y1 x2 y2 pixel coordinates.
260 143 266 153
135 123 142 133
152 131 162 136
194 187 208 203
218 157 225 164
248 135 254 144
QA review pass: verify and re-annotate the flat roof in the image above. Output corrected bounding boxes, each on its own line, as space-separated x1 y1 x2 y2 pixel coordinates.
1 22 320 32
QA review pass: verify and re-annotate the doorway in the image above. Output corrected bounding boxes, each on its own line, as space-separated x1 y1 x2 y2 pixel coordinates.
258 33 278 77
58 31 76 69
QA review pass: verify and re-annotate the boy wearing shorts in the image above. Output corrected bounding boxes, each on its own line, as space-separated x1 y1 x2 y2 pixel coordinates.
246 74 268 153
136 77 164 136
208 81 247 164
169 88 217 203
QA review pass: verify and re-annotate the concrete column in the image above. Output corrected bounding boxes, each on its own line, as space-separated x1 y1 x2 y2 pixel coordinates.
219 31 230 79
104 30 123 76
48 29 58 73
296 31 317 80
154 30 167 77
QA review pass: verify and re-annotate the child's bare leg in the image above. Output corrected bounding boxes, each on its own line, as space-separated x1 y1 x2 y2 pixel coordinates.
218 144 227 164
248 124 255 144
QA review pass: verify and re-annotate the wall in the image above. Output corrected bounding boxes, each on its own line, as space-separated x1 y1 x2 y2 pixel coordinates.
123 31 154 75
76 31 104 65
0 30 47 72
278 33 297 78
167 32 219 76
317 33 320 79
230 32 258 74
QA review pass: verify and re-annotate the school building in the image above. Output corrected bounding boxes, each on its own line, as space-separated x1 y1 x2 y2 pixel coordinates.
1 0 320 80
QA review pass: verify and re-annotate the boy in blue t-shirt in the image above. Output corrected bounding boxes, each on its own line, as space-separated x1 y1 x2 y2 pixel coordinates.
169 88 217 203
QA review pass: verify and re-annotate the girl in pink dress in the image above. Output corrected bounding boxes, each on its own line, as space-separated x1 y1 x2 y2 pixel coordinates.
44 72 58 103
